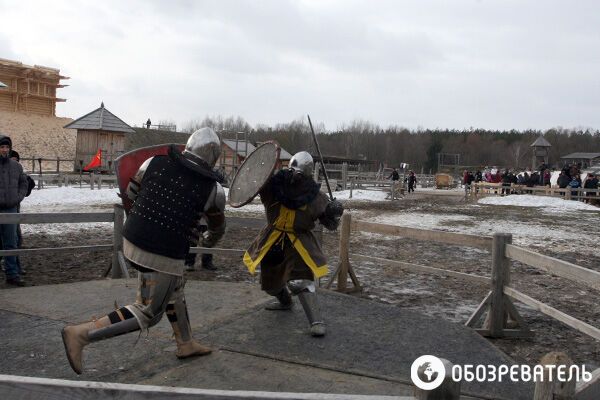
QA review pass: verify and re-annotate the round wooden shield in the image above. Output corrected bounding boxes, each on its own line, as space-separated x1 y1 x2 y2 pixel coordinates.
228 141 280 208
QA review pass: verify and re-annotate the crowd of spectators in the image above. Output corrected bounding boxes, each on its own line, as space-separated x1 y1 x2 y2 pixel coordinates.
462 161 599 203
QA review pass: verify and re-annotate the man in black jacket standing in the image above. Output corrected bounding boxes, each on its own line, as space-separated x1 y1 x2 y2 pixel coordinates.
0 134 28 286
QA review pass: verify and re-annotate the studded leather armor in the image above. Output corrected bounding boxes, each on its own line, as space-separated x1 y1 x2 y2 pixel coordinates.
122 152 216 259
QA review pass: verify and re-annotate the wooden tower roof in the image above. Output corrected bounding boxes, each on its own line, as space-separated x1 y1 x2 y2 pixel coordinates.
530 136 552 147
64 103 135 133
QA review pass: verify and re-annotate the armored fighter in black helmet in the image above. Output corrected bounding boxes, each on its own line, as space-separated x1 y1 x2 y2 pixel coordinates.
61 127 226 374
243 151 344 337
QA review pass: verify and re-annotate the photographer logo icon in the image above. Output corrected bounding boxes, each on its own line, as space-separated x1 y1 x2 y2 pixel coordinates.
411 355 446 390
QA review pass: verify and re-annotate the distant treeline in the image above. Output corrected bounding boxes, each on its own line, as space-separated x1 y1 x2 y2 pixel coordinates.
183 116 600 172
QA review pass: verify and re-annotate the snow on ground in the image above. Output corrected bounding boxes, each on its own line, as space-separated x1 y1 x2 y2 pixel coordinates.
17 187 599 250
333 189 389 201
21 187 121 213
478 194 599 212
21 187 266 214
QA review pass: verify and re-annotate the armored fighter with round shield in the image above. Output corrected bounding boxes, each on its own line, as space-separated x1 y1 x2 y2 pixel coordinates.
238 150 344 337
61 127 226 374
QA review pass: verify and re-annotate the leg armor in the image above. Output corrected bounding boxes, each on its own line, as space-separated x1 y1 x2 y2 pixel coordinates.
287 280 326 337
165 280 211 358
264 286 292 310
61 270 178 375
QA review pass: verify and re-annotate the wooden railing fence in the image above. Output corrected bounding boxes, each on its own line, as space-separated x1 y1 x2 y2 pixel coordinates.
29 173 118 190
326 213 600 398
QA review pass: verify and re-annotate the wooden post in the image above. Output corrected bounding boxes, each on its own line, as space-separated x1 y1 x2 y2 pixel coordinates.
341 162 348 190
336 212 351 292
533 352 575 400
38 158 43 189
56 157 60 173
488 232 512 337
565 189 571 200
350 178 354 199
111 204 125 279
414 358 461 400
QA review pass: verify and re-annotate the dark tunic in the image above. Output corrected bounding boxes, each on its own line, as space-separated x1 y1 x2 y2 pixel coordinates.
243 170 330 291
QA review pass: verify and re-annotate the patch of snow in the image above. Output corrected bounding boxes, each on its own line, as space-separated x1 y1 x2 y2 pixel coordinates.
333 189 389 201
478 194 599 212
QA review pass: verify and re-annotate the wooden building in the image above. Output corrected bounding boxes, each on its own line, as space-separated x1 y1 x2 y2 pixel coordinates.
560 152 600 169
65 103 135 171
530 136 552 170
0 58 68 116
220 139 292 178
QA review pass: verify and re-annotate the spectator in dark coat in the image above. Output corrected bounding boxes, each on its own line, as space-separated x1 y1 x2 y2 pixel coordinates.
407 171 417 193
8 150 34 276
388 168 400 181
557 171 570 188
501 169 513 195
583 173 599 204
0 135 28 286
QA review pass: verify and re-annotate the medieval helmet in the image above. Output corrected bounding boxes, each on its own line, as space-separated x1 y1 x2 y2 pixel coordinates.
289 151 314 177
183 127 220 167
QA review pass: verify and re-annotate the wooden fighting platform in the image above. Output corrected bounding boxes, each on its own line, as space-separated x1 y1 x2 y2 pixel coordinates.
0 279 533 399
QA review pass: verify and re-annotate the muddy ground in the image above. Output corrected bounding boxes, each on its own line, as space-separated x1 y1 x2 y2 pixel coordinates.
2 192 599 371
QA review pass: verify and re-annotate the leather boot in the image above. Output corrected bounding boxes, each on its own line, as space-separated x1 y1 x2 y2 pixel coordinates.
61 308 140 374
166 300 212 359
61 317 109 375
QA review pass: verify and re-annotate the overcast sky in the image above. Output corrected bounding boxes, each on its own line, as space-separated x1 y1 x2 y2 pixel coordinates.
1 0 599 132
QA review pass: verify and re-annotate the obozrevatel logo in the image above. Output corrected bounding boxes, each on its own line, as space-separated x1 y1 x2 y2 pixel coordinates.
411 355 446 390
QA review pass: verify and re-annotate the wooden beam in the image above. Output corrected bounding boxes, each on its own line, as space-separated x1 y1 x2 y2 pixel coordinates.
533 352 576 400
465 291 491 327
351 253 490 284
489 233 512 337
352 220 492 250
188 247 245 256
0 245 113 256
506 244 600 291
504 286 600 341
0 212 114 224
0 374 407 400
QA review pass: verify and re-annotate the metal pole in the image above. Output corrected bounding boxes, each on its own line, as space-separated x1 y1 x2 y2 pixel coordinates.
307 115 334 201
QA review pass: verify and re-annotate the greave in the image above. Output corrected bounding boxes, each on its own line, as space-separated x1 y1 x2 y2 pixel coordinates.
166 297 212 358
166 299 193 344
297 290 326 337
88 307 140 342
